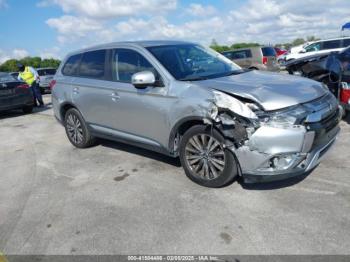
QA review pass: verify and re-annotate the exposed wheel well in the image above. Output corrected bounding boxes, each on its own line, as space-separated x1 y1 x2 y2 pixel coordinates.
249 67 258 70
60 103 77 121
169 119 204 154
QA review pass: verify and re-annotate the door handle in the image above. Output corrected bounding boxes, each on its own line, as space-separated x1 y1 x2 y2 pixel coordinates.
73 87 79 94
109 92 120 101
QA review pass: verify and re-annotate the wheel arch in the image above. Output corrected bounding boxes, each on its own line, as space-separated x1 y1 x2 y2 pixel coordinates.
168 117 205 155
60 102 78 121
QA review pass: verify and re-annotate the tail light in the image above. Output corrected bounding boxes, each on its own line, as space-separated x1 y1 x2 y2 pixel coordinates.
340 82 350 105
49 80 57 90
262 56 268 65
17 84 30 89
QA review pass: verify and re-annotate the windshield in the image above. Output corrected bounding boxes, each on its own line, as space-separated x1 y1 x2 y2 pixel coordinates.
146 44 242 81
0 73 16 83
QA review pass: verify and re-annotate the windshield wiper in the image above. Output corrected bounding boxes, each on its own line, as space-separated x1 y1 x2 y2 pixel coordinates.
179 76 209 81
224 70 245 76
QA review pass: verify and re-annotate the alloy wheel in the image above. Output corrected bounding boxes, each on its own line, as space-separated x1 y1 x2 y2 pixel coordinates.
185 134 226 180
66 113 84 144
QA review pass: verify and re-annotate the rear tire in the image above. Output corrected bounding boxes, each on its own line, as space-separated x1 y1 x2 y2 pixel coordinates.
179 125 238 188
22 105 33 114
64 108 96 148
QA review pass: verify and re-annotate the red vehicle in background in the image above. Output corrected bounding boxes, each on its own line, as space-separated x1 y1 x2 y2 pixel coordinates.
274 47 288 57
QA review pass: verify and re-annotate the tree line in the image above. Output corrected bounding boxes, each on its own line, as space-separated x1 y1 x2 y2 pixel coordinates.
210 36 321 52
0 57 61 72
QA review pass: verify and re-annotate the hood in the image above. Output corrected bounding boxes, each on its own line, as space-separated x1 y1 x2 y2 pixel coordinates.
196 70 327 111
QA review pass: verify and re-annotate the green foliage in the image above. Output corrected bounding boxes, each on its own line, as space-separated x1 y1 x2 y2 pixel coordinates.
230 42 260 49
210 39 231 53
0 57 61 72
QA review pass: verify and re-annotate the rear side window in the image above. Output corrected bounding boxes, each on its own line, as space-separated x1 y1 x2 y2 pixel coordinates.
38 69 56 76
322 40 341 50
231 50 252 59
62 54 81 76
222 52 233 59
113 49 157 83
342 38 350 48
261 47 276 56
78 50 106 79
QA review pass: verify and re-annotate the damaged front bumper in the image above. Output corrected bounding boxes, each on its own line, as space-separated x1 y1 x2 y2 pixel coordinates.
229 110 341 183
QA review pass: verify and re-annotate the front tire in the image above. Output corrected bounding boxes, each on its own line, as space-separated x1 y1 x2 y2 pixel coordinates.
64 108 96 148
179 125 238 188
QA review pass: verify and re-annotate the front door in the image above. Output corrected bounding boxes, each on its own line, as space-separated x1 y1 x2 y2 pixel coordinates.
104 48 172 148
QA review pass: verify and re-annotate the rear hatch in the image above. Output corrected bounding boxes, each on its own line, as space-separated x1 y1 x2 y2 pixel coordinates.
38 69 56 86
0 78 31 108
261 47 278 69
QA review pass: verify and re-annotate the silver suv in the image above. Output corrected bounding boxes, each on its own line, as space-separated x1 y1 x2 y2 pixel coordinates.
52 41 342 187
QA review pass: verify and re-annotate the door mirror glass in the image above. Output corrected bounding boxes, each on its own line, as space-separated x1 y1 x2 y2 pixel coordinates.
131 71 155 89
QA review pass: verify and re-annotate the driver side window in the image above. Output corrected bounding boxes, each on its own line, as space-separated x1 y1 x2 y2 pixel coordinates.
113 49 159 83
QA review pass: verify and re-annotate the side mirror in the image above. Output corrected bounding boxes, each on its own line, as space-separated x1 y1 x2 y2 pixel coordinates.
131 71 156 89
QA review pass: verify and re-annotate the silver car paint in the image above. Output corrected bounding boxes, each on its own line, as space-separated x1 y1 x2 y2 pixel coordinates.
52 40 341 179
196 70 327 111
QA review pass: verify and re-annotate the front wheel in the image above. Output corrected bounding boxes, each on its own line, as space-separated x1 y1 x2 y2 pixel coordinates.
179 125 238 188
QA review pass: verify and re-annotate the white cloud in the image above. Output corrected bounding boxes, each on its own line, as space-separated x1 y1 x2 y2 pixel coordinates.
0 49 29 64
39 46 61 59
39 0 177 18
44 0 350 49
186 4 217 17
46 15 103 43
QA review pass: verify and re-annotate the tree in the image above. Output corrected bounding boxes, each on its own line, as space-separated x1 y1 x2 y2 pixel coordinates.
230 42 260 49
291 38 306 46
210 38 231 53
0 57 61 72
306 36 320 42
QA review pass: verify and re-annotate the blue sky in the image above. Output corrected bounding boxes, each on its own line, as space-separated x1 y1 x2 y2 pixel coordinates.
0 0 349 62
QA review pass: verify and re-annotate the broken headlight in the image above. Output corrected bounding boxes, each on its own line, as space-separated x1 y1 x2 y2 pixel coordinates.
259 105 310 128
212 90 258 120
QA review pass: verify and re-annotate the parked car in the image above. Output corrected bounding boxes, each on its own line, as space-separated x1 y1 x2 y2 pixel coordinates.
0 72 34 113
282 37 350 62
9 72 19 79
222 46 280 71
37 67 56 94
52 41 341 187
285 47 350 117
274 47 287 57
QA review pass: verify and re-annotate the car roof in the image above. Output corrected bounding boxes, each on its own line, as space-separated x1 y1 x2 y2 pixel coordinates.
223 46 273 52
66 40 197 57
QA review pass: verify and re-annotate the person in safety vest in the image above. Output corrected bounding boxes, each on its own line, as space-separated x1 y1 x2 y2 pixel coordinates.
17 63 44 107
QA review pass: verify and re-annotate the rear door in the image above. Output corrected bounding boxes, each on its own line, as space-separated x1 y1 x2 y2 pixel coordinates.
70 49 113 128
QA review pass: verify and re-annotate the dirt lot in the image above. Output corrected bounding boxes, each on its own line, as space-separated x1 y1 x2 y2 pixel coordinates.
0 95 350 255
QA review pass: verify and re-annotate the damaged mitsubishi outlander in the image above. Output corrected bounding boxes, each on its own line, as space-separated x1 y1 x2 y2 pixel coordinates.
52 41 342 187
